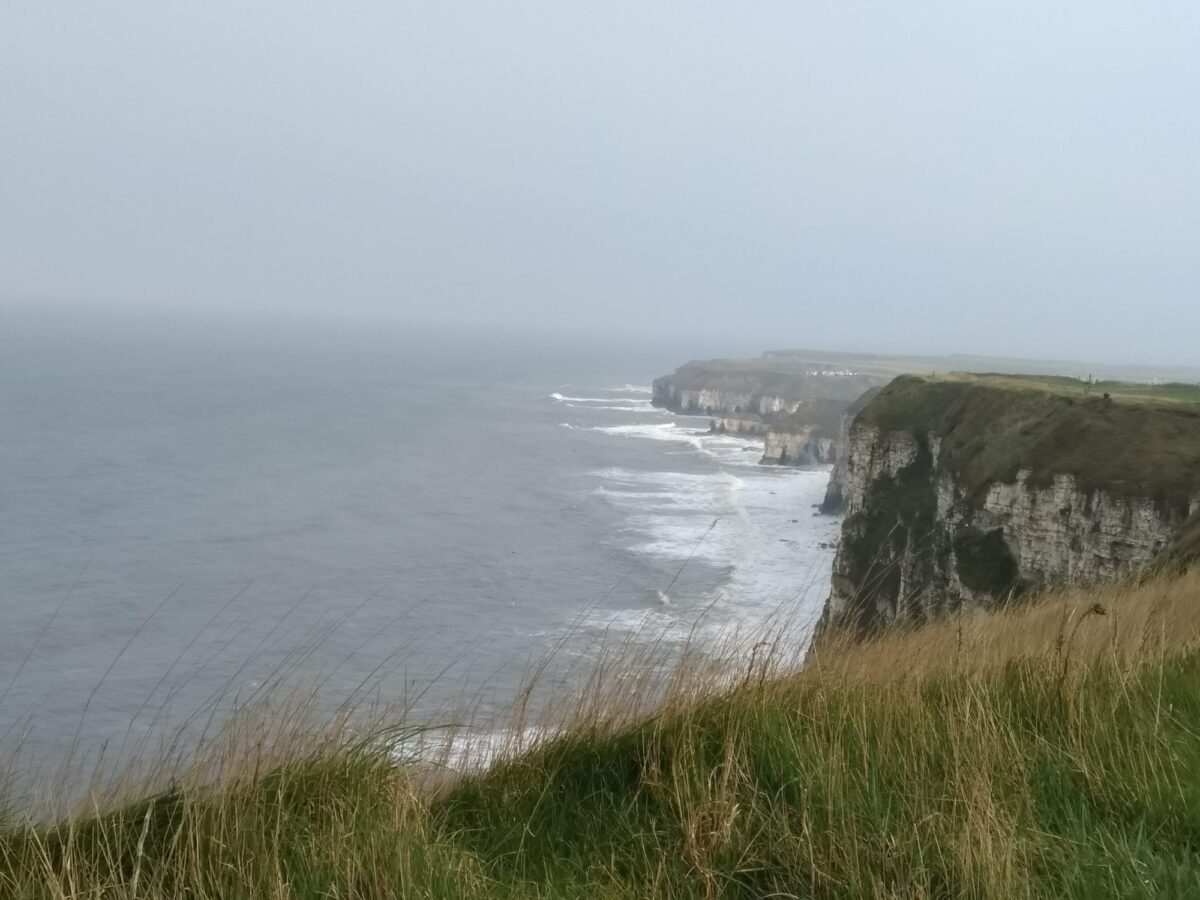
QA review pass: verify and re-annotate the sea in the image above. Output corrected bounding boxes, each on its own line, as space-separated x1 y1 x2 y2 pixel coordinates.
0 309 839 798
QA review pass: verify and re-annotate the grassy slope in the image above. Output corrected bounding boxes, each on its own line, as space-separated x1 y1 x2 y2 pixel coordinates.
856 373 1200 510
6 573 1200 898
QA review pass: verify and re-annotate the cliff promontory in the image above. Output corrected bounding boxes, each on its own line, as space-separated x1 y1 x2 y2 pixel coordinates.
823 374 1200 633
652 357 885 466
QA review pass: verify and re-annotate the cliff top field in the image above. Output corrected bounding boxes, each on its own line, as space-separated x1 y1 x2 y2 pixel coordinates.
729 350 1200 385
855 373 1200 513
5 569 1200 898
942 371 1200 407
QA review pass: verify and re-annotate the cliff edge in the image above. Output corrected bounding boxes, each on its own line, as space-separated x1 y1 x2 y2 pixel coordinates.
823 374 1200 633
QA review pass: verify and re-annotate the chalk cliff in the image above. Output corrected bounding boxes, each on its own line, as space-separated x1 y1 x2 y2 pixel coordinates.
820 387 883 512
823 375 1200 634
758 400 845 465
709 417 769 436
652 358 885 466
761 429 837 466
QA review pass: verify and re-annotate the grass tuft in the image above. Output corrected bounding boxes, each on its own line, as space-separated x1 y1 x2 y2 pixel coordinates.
3 571 1200 897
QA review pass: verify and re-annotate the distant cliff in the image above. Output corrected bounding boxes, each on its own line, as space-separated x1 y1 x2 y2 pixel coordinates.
822 375 1200 634
652 358 885 466
759 400 843 465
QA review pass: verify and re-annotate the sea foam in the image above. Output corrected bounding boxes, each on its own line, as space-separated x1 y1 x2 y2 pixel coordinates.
551 392 652 405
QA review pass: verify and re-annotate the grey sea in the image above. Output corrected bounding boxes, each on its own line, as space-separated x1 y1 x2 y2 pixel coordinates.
0 310 838 796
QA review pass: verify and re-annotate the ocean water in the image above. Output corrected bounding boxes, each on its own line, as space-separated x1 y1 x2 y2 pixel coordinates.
0 311 838 791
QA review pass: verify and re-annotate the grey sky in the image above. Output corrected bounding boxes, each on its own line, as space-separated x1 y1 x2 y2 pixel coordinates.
2 3 1198 363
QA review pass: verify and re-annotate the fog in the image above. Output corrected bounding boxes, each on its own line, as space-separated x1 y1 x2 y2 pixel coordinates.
3 3 1198 364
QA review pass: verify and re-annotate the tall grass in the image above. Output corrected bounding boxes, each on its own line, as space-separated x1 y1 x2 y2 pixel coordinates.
3 571 1200 897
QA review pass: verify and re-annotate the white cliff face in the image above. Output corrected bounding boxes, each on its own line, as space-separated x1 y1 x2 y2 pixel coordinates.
978 471 1190 584
824 422 1198 633
820 411 856 511
710 416 769 436
820 390 886 510
838 426 919 514
654 384 802 418
761 429 837 465
755 395 804 416
825 425 927 627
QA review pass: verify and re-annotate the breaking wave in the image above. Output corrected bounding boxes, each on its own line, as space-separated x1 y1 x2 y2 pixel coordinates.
551 392 652 405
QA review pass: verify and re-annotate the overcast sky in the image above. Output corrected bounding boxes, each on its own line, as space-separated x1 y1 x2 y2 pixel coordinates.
2 3 1198 362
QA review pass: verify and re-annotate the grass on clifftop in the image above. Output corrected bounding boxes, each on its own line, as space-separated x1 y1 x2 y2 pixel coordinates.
5 571 1200 898
856 373 1200 510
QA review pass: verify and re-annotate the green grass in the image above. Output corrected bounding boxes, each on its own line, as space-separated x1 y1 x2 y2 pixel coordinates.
440 657 1200 899
963 373 1200 407
857 373 1200 510
5 573 1200 898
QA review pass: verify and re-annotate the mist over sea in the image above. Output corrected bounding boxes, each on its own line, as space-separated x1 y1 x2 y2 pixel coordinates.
0 310 838 790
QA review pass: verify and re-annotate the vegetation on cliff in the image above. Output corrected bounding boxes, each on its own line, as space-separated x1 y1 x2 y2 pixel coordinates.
5 570 1200 898
858 374 1200 510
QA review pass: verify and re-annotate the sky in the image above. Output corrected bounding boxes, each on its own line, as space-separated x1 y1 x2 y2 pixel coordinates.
2 2 1198 363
